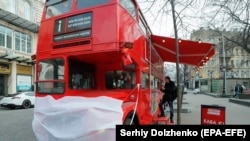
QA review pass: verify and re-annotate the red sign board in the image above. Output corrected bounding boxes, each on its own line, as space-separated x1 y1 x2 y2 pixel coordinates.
201 105 226 125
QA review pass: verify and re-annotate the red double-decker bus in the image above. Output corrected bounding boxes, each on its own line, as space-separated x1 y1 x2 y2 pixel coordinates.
32 0 215 140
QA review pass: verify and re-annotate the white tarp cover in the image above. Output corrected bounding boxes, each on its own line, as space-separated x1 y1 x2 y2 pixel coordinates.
32 95 123 141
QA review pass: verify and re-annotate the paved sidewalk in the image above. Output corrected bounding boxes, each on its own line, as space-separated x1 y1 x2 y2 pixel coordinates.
203 92 250 107
171 93 250 125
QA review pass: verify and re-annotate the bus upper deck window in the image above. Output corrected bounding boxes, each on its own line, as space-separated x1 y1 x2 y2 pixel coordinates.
46 0 72 18
120 0 136 18
77 0 110 9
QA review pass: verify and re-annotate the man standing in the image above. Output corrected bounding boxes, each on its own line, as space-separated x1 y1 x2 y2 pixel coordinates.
158 76 176 123
234 83 243 98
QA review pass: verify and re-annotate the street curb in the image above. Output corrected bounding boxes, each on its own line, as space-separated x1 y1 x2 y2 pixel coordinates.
202 93 250 107
165 108 191 113
229 98 250 107
203 93 233 98
175 108 191 113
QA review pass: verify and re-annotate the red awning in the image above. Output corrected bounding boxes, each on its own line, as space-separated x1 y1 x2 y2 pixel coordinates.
151 35 215 69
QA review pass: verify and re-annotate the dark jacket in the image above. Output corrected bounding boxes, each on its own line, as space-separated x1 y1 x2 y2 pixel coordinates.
235 84 243 94
160 81 175 101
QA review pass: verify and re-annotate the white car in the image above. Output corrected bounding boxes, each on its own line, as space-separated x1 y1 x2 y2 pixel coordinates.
193 88 200 94
183 87 187 94
0 91 35 109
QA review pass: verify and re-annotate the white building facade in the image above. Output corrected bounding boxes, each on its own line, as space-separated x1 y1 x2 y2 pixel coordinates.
0 0 43 95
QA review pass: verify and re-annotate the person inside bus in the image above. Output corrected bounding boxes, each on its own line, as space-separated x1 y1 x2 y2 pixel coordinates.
121 71 136 89
158 76 175 123
112 71 119 88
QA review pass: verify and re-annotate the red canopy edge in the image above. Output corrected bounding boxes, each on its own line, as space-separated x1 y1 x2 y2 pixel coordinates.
150 34 215 69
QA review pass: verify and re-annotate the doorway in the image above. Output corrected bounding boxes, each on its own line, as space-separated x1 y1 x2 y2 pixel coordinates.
0 75 5 96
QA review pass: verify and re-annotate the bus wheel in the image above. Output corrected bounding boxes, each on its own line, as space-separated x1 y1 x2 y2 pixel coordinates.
124 116 138 125
124 117 134 125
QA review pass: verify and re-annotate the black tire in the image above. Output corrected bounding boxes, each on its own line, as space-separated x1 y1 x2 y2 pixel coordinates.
9 106 16 109
124 114 139 125
124 117 134 125
22 100 31 109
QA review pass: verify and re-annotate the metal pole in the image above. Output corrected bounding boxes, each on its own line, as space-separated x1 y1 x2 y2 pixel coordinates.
222 33 226 96
210 72 212 93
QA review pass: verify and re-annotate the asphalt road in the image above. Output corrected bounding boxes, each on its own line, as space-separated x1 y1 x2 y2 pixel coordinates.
0 107 37 141
0 92 249 141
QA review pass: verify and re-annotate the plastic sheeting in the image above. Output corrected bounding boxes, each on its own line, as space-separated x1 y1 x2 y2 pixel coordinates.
32 95 123 141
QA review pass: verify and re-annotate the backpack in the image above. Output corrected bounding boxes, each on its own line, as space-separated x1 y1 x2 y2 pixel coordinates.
173 85 177 100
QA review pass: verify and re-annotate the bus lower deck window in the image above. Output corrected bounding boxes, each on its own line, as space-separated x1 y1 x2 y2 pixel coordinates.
106 71 135 89
69 60 95 89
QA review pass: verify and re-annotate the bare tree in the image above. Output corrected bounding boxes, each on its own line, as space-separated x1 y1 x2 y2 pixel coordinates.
138 0 199 37
200 0 250 53
139 0 250 53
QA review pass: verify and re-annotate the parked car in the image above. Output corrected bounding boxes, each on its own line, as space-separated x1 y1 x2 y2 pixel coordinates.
0 91 35 109
183 87 187 94
193 88 200 94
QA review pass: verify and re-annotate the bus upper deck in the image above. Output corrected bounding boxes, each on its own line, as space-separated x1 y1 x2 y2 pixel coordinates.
36 0 163 97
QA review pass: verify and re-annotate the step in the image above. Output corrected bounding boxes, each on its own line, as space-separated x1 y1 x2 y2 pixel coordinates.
152 116 175 125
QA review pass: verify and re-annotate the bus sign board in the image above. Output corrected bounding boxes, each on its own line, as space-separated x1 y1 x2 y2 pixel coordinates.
53 12 92 41
67 13 92 32
54 29 91 41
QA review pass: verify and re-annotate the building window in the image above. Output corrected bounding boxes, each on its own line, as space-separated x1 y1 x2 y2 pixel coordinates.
6 28 12 49
236 60 239 67
0 29 4 47
15 31 32 53
236 48 238 56
229 49 233 55
0 25 32 54
231 60 234 67
15 32 20 51
246 60 249 67
24 1 31 20
0 25 13 49
0 26 3 47
241 59 244 67
27 35 32 53
21 33 26 52
241 70 244 77
6 0 15 14
235 70 239 77
246 71 249 77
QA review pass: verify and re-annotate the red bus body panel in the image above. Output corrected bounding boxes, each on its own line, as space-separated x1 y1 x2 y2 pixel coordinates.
35 0 163 128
